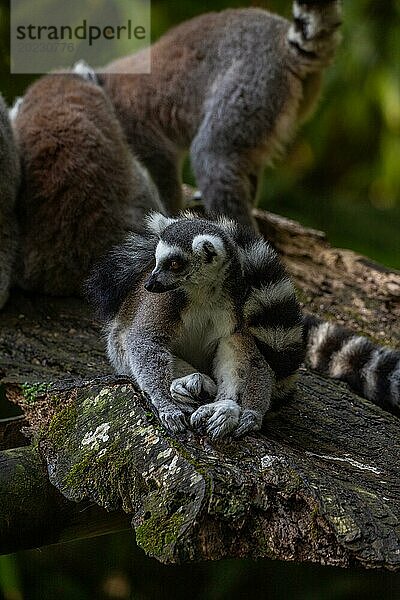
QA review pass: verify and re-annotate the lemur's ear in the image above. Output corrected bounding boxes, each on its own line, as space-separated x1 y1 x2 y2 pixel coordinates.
192 234 225 263
145 212 176 236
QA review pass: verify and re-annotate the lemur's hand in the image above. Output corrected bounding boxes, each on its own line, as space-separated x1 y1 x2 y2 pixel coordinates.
170 373 217 414
158 405 187 434
190 398 240 440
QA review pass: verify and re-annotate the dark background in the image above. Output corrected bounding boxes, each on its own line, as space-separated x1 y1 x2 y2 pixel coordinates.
0 0 399 598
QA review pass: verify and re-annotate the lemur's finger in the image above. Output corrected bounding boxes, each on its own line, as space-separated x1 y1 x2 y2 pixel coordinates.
234 409 263 438
159 408 187 433
208 414 239 440
190 405 212 428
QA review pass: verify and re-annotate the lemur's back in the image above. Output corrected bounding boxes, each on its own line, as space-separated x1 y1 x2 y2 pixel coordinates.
101 9 289 144
13 73 161 296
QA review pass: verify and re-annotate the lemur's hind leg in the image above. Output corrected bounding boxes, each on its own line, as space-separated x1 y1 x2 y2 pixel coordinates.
191 333 273 440
230 335 275 438
122 125 183 216
190 64 296 229
191 131 263 229
141 144 183 216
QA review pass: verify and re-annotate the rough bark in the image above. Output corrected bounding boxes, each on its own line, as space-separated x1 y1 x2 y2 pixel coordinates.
8 373 398 570
0 444 130 555
0 208 399 567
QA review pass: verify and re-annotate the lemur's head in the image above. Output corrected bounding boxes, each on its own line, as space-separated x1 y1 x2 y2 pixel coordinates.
144 212 234 293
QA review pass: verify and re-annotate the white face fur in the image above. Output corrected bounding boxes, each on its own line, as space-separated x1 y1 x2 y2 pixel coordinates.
144 230 229 294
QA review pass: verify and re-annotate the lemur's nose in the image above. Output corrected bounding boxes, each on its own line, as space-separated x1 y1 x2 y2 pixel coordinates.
144 273 164 293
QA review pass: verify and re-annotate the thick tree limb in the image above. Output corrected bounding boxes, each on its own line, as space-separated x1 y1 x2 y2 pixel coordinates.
4 374 399 569
0 208 399 567
0 444 130 555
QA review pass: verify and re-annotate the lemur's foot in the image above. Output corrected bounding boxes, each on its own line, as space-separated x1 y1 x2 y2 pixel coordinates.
170 373 217 413
234 409 263 438
158 405 187 434
190 398 240 440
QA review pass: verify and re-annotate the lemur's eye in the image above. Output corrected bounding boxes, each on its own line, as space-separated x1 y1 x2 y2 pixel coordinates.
169 260 182 272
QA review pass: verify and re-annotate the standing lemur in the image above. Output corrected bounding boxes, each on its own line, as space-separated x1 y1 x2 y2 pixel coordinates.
9 64 162 296
0 95 20 309
86 213 400 439
99 1 343 228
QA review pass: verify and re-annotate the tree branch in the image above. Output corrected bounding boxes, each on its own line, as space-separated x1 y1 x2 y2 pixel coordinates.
0 444 130 555
1 207 399 567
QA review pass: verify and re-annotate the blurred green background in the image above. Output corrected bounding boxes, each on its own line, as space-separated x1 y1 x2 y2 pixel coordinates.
0 0 399 598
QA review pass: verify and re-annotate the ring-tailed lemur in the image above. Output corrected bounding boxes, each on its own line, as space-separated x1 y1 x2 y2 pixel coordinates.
8 62 162 297
86 212 304 438
304 315 400 415
99 1 342 228
86 213 399 439
0 94 20 309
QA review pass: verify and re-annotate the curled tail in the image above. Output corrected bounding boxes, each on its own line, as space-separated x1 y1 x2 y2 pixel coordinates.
288 0 343 71
237 235 306 405
239 232 399 415
304 315 400 415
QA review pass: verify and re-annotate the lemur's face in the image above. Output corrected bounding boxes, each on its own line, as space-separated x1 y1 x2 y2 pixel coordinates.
144 223 228 294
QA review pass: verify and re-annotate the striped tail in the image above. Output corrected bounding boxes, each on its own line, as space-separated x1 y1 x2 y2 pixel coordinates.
288 0 343 71
304 315 400 415
239 236 306 406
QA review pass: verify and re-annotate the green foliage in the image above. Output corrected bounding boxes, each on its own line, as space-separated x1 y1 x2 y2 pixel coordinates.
20 382 50 404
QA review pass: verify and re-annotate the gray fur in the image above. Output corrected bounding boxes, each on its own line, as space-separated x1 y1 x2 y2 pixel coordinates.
88 214 400 438
0 94 20 308
170 372 217 414
305 317 400 414
87 213 305 438
100 1 342 228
